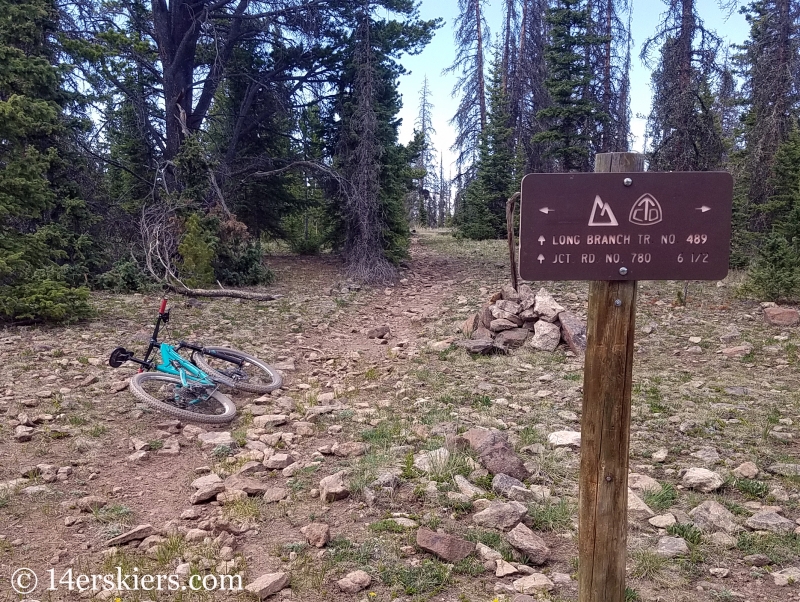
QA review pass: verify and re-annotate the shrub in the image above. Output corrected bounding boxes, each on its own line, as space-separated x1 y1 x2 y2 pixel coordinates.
177 213 217 287
95 259 153 293
746 232 800 301
281 209 330 255
214 238 273 286
0 276 92 323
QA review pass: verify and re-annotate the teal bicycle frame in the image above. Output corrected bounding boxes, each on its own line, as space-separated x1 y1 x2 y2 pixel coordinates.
155 342 216 388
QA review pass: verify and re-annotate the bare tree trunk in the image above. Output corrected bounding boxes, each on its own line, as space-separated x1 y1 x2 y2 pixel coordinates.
476 0 487 131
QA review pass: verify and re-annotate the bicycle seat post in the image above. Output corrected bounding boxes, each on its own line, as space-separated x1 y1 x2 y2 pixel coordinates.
143 298 169 365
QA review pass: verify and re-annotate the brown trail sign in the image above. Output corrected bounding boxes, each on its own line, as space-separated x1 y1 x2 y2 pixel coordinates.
518 170 733 281
515 153 733 602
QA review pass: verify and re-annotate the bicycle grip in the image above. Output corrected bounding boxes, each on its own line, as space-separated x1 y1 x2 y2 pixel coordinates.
159 298 168 314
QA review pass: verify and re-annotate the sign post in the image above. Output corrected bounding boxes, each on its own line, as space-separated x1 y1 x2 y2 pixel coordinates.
516 152 733 602
578 152 642 602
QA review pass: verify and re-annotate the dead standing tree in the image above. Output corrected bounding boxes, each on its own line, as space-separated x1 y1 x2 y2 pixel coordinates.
341 6 396 284
445 0 489 177
641 0 724 172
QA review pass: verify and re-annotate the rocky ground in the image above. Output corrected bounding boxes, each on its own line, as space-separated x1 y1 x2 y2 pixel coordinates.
0 230 799 602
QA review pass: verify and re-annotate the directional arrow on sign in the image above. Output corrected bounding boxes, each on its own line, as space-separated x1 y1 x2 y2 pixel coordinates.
696 206 711 212
537 254 545 264
538 236 545 245
539 207 554 214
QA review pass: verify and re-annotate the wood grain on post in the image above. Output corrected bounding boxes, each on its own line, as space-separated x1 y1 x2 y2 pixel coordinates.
578 152 644 602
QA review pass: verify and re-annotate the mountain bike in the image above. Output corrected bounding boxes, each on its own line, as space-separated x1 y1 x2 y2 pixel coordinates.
109 299 282 423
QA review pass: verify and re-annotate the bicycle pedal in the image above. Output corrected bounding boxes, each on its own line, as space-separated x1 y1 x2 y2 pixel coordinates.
109 347 133 368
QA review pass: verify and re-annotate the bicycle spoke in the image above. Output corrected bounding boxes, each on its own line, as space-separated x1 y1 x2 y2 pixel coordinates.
139 380 228 417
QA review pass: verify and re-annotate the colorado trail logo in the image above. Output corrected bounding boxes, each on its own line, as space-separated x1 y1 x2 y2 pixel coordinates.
588 195 618 226
629 193 663 225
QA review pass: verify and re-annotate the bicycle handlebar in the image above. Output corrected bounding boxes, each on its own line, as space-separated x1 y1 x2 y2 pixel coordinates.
159 298 168 314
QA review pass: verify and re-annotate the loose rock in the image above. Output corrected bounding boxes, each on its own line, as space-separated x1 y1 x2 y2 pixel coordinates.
106 524 155 547
547 431 581 448
656 536 689 558
319 471 350 502
745 511 796 534
689 500 739 534
732 462 759 479
649 514 676 528
681 467 724 493
764 306 799 327
301 522 331 548
627 490 655 521
505 523 550 565
473 501 527 531
245 573 289 599
336 570 372 594
529 321 561 352
513 573 554 594
416 527 475 562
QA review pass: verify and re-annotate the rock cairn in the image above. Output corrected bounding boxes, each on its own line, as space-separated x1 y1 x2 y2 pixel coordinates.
457 284 586 356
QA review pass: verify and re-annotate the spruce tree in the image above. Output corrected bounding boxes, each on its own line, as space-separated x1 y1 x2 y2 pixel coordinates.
746 125 800 300
458 49 519 239
0 0 91 322
533 0 608 172
733 0 799 237
329 1 439 280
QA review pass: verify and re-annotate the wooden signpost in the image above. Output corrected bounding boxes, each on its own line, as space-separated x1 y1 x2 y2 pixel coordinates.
517 152 733 602
579 153 642 602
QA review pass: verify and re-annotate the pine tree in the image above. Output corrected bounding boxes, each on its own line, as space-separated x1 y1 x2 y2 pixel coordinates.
437 154 449 226
591 0 631 152
533 0 608 172
736 0 800 232
0 0 91 322
330 1 439 281
458 49 519 239
516 0 552 172
748 232 800 301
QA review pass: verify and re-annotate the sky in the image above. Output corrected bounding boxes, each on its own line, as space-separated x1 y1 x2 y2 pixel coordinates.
392 0 750 178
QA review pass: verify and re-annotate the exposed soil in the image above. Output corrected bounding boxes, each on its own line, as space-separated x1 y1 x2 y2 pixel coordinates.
0 231 798 602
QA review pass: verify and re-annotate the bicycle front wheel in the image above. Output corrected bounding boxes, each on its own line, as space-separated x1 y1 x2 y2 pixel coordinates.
129 373 237 424
192 347 283 394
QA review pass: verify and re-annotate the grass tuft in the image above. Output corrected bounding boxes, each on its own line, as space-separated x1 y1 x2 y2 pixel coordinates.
734 478 769 500
667 523 702 545
379 559 451 595
737 532 800 564
527 498 575 531
464 530 515 562
642 482 677 512
630 548 668 580
369 519 409 533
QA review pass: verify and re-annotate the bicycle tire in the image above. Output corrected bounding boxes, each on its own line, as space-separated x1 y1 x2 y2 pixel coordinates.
192 347 283 394
129 373 237 424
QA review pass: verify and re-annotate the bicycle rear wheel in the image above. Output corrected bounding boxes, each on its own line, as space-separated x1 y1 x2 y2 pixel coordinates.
192 347 283 394
129 373 236 424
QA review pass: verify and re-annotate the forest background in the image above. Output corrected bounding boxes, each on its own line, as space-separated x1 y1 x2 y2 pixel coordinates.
1 0 799 324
